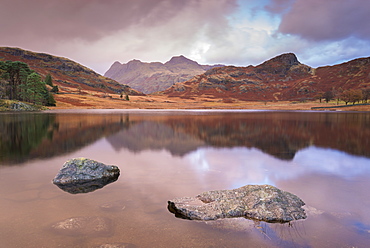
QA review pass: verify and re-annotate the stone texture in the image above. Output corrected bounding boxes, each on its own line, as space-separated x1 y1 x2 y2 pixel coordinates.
168 184 306 223
52 158 120 194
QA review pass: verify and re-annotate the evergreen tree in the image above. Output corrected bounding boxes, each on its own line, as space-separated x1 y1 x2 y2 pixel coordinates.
19 73 45 105
0 61 57 106
51 85 59 93
46 92 56 106
41 84 56 106
45 73 53 86
0 61 33 100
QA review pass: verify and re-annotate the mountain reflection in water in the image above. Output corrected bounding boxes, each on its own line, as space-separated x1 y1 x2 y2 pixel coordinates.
1 111 369 165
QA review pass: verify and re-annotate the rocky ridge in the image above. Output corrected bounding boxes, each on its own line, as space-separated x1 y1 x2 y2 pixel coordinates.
163 53 370 101
104 55 224 94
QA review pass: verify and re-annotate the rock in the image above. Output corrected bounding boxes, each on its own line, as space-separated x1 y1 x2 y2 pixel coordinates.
51 216 112 236
100 200 126 212
0 100 44 111
94 243 137 248
168 184 306 223
52 158 120 194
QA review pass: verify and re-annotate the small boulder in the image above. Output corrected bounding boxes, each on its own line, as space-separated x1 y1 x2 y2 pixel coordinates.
52 158 120 194
168 184 306 223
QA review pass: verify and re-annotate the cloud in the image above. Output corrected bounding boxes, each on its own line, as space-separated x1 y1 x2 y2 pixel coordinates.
186 146 370 189
275 0 370 41
0 0 185 42
0 0 369 75
0 0 239 74
264 0 294 14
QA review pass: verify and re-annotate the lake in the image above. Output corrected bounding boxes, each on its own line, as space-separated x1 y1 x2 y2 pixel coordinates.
0 110 369 248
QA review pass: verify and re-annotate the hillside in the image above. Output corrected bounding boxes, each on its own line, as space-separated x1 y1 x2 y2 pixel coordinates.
163 53 370 101
104 55 223 94
0 47 142 96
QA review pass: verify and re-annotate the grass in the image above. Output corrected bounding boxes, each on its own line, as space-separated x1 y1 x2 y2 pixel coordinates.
44 87 370 111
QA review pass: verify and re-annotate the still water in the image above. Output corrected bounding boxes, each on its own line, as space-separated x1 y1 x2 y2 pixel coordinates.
0 110 369 248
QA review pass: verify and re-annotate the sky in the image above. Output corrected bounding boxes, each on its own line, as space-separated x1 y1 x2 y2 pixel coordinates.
0 0 369 75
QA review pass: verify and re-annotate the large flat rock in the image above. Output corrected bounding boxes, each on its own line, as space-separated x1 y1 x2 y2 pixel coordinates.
168 184 306 223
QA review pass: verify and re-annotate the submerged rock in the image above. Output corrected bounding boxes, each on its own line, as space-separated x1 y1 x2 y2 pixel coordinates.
52 158 120 194
168 184 306 223
51 216 112 236
94 243 137 248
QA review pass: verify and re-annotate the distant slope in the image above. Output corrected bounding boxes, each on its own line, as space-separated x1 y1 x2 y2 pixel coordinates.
0 47 142 95
104 55 224 94
163 53 370 101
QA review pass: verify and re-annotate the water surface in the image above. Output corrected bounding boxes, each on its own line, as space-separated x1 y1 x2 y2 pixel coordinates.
0 110 369 247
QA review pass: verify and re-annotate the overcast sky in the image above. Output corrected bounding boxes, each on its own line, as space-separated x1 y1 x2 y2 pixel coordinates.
0 0 369 75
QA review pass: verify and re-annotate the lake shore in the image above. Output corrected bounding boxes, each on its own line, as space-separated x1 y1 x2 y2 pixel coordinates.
2 91 368 112
49 92 370 111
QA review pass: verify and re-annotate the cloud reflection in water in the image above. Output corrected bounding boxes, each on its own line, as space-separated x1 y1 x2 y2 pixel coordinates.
186 146 370 189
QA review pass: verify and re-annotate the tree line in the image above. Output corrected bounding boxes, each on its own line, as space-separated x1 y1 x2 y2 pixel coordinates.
0 61 58 106
316 88 370 105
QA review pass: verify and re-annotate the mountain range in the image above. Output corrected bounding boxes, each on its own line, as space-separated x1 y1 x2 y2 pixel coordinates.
163 53 370 101
1 47 369 104
104 55 224 94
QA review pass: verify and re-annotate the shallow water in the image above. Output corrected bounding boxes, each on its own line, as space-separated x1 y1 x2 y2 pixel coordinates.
0 110 369 248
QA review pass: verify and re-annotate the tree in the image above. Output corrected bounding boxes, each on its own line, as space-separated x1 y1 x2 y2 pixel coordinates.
323 91 334 103
45 90 56 106
351 89 363 105
0 61 33 100
0 79 6 99
45 73 53 86
362 88 370 103
315 92 324 103
19 72 45 105
331 88 340 104
0 61 56 106
51 85 59 93
340 90 351 105
341 89 363 105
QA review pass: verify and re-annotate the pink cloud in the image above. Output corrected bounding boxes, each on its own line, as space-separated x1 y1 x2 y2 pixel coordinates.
0 0 186 42
275 0 370 41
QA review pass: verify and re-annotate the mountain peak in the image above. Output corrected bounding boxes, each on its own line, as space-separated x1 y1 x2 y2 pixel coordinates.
255 52 306 75
127 59 142 64
104 55 222 94
261 53 300 67
112 61 122 66
165 55 198 65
